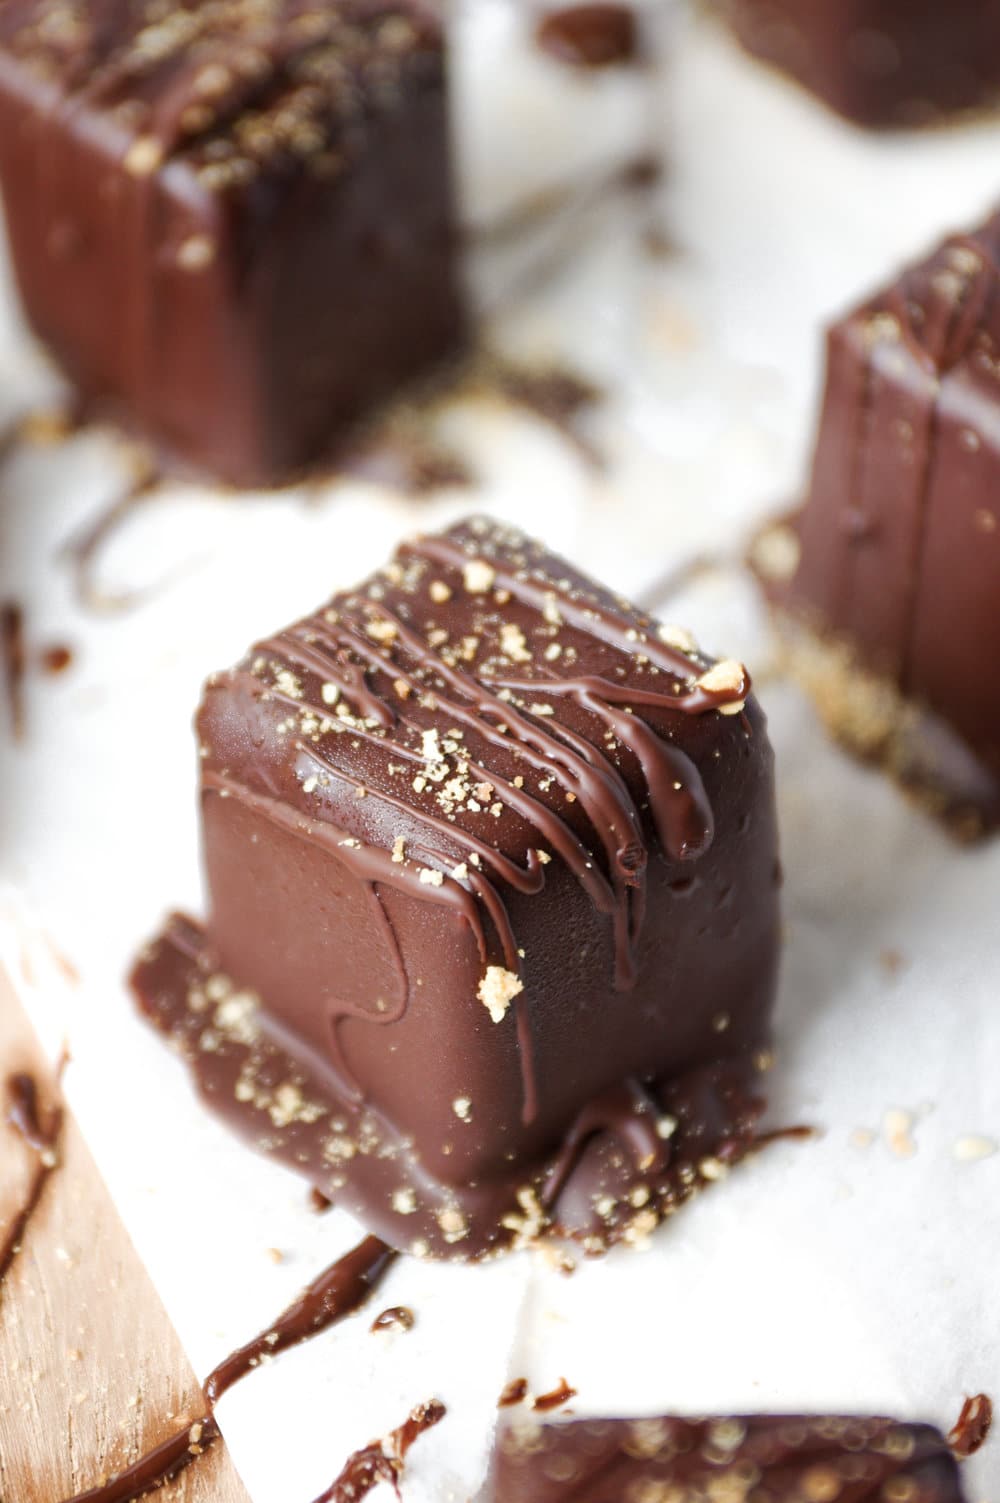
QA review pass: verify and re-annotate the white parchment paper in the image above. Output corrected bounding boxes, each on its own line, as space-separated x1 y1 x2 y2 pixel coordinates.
2 8 999 1500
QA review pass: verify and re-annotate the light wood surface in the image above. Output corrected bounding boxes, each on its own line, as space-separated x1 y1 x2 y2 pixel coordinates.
0 970 252 1503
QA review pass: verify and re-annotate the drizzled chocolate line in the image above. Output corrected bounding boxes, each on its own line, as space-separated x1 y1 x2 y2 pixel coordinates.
1 1071 63 1287
57 1234 397 1503
204 1234 396 1404
58 1419 222 1503
311 1398 446 1503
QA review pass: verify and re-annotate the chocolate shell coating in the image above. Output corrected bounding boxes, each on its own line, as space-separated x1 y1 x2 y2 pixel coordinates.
133 518 781 1256
721 0 1000 128
758 214 1000 835
486 1415 967 1502
0 0 464 485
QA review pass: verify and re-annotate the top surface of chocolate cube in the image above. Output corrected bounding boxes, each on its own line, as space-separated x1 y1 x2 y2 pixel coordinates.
133 518 780 1257
0 0 462 484
488 1414 967 1502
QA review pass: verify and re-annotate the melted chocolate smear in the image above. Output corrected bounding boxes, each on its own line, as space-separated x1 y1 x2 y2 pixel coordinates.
61 460 165 615
310 1185 334 1213
204 1234 395 1404
949 1394 993 1458
41 642 75 675
499 1378 529 1408
536 5 639 68
58 1418 221 1503
370 1305 415 1335
1 599 26 740
0 1072 63 1287
132 915 773 1260
312 1399 446 1503
532 1379 577 1413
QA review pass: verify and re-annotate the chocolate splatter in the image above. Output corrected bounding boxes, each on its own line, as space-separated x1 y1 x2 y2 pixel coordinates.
204 1235 395 1404
949 1393 993 1458
536 5 638 69
498 1378 529 1408
533 1379 578 1413
1 600 26 740
0 1071 63 1287
311 1399 446 1503
310 1186 334 1213
40 643 75 675
370 1305 415 1335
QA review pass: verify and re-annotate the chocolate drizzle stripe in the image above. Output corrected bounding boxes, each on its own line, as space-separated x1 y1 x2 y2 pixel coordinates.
1 1072 63 1288
400 535 712 682
57 1419 221 1503
204 1233 395 1404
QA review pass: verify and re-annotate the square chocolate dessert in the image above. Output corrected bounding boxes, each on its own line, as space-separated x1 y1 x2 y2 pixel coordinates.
722 1 1000 128
133 518 781 1257
0 0 464 485
754 213 1000 835
487 1414 968 1501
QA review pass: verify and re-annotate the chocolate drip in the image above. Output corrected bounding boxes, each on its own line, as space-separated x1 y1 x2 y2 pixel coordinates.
204 1234 395 1404
61 462 165 615
1 1072 63 1287
542 1079 668 1209
498 1378 529 1408
57 1419 221 1503
536 5 639 71
312 1398 446 1503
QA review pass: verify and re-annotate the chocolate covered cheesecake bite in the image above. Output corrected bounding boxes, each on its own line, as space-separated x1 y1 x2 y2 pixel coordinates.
721 0 1000 128
486 1414 968 1501
132 518 781 1257
755 213 1000 836
0 0 464 486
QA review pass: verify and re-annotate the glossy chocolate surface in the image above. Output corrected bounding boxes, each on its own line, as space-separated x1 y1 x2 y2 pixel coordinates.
722 0 1000 128
487 1414 968 1502
0 0 464 486
132 517 781 1256
762 214 1000 832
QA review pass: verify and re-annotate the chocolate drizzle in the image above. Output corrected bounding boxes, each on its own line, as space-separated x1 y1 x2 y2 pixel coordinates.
311 1398 446 1503
1 1071 63 1287
58 1419 221 1503
204 1234 395 1404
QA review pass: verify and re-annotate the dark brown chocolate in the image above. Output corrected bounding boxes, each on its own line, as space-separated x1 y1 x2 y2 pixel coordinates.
0 0 464 486
756 213 1000 835
486 1414 969 1502
132 517 781 1257
721 0 1000 128
1 1071 62 1286
312 1399 445 1503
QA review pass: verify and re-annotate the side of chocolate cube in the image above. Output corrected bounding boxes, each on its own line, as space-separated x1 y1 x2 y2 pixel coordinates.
722 0 1000 128
758 214 1000 834
487 1415 967 1502
134 518 781 1257
0 0 463 485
